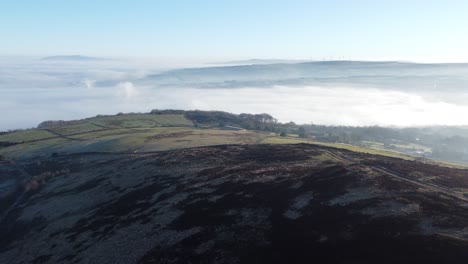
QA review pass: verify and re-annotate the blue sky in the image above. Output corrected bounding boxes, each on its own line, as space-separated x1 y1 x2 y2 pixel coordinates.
1 0 468 61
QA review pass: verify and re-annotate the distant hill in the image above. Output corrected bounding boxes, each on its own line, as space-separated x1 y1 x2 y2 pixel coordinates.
41 55 107 61
213 58 310 65
142 60 468 91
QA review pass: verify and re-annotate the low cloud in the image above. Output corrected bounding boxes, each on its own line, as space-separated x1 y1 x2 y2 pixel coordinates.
3 57 468 130
133 86 468 127
116 82 139 98
83 79 96 89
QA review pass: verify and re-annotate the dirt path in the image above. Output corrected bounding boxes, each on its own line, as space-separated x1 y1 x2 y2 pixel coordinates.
371 165 466 198
323 149 468 203
321 149 356 165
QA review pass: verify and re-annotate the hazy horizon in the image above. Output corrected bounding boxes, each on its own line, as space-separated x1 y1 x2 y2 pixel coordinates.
2 1 468 130
3 56 468 130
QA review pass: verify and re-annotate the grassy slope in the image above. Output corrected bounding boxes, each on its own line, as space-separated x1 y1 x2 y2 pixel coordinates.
0 126 267 159
1 113 464 169
0 114 194 158
90 114 193 128
0 114 193 141
0 129 55 142
265 138 466 168
48 123 105 136
261 136 414 160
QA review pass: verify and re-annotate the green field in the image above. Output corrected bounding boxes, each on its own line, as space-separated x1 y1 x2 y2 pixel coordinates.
0 123 268 159
91 114 193 128
0 129 55 142
0 114 193 158
260 136 310 144
0 137 71 158
317 142 414 160
1 114 193 141
362 140 432 153
49 122 106 136
261 137 414 160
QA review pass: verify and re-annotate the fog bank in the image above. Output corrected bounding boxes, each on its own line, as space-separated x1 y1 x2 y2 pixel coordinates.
2 57 468 130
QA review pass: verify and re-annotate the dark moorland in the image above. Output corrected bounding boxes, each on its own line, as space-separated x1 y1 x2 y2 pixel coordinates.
2 143 468 263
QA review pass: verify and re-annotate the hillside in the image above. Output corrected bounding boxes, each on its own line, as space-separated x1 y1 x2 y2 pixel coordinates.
2 112 468 263
4 110 468 166
0 112 417 161
2 144 468 263
0 113 270 159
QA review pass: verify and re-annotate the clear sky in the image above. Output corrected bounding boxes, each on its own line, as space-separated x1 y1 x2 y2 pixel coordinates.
1 0 468 61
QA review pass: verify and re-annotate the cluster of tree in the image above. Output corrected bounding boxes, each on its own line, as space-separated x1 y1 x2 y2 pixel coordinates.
150 109 186 115
38 120 74 128
150 109 278 131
